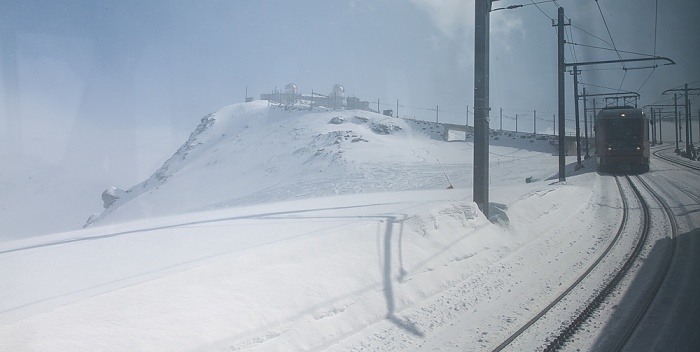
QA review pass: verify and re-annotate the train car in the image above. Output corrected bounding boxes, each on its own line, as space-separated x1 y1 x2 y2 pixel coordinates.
595 107 650 173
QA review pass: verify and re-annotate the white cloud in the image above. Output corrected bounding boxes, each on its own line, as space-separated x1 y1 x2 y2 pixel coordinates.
409 0 474 39
491 12 526 53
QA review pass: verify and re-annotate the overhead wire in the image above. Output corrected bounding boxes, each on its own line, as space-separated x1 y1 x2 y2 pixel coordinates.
594 0 628 94
580 67 628 72
566 42 659 58
580 81 633 92
528 0 554 20
636 0 660 93
594 0 624 67
569 23 613 49
565 18 578 64
492 0 561 12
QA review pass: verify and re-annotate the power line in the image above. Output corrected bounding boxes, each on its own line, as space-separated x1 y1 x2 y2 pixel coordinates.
567 42 659 58
653 0 659 56
617 70 627 94
579 81 633 93
595 0 625 71
528 0 554 20
579 67 627 72
565 20 578 64
492 0 560 12
570 23 613 49
636 71 656 93
637 0 660 93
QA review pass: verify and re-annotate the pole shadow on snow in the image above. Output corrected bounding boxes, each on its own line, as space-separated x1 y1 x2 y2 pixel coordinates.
545 158 598 182
381 215 424 337
488 203 510 226
0 203 412 322
0 201 408 255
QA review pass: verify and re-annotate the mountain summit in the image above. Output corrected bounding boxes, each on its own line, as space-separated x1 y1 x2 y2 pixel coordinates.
85 101 459 227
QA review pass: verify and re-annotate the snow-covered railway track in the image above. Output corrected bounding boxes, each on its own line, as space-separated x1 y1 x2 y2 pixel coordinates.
604 175 679 351
652 147 700 172
493 174 677 351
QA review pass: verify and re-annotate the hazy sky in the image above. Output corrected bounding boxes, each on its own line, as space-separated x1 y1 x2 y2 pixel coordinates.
1 0 699 183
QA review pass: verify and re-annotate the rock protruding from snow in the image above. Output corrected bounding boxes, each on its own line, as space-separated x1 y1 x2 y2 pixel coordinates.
149 113 216 184
352 116 369 124
329 116 345 124
370 121 402 135
84 186 126 227
101 187 125 209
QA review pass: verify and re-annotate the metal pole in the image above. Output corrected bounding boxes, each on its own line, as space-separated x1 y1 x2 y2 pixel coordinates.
686 84 691 155
652 108 657 145
500 108 503 131
473 0 491 217
533 110 537 134
436 105 439 123
645 108 653 145
592 98 597 124
583 87 590 158
556 7 566 181
675 93 680 153
688 100 695 149
656 108 664 144
646 109 650 142
397 99 399 118
690 100 694 148
573 65 582 169
516 113 518 132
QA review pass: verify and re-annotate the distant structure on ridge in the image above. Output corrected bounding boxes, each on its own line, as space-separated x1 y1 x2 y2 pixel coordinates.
260 83 372 111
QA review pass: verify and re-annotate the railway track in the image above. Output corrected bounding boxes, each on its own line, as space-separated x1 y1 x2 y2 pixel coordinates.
492 174 678 351
609 175 679 351
652 147 700 172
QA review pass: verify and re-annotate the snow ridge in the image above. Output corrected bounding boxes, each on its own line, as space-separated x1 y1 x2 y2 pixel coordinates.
84 112 218 227
84 102 427 227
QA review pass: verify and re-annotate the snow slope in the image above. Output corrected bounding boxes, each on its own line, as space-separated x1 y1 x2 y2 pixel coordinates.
1 101 618 351
0 124 185 242
86 101 556 227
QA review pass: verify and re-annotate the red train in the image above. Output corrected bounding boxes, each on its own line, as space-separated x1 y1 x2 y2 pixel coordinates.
595 107 650 173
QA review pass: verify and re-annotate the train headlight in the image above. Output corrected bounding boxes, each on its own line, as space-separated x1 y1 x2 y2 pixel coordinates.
636 146 641 151
607 147 613 151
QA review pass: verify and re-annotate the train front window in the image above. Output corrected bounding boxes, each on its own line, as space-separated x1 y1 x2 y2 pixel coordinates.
605 119 642 150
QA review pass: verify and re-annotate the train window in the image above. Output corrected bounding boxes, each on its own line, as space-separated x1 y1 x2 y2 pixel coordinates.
605 120 643 147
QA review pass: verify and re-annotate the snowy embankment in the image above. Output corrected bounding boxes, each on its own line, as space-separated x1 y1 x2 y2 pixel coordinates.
0 101 609 351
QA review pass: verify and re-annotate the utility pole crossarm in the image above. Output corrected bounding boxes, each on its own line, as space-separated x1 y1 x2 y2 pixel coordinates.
642 104 677 108
580 92 640 98
663 88 700 95
565 56 675 67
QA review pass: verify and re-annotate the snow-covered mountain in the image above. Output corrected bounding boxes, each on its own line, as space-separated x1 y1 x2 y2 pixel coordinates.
85 101 500 227
8 100 625 351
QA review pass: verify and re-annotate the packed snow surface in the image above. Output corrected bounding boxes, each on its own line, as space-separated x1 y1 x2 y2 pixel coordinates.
1 101 651 350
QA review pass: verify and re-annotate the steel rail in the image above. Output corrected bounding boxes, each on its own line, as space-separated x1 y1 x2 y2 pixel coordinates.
610 175 679 351
540 176 654 351
652 147 700 172
492 176 633 351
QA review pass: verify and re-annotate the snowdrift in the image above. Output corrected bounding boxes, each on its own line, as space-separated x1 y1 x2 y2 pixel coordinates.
85 101 480 226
